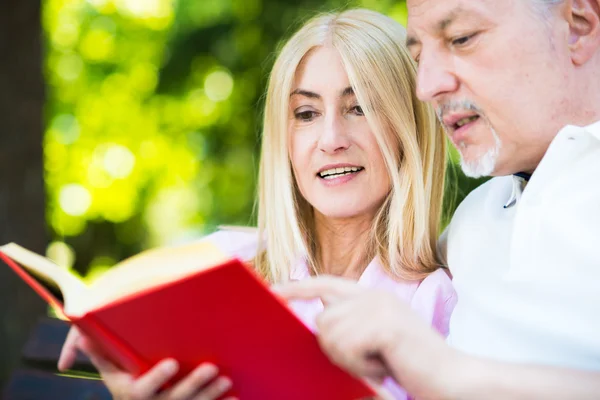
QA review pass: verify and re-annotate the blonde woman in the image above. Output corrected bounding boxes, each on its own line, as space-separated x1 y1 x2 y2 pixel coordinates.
58 9 455 400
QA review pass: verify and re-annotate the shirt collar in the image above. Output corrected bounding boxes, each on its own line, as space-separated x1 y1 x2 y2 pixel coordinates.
503 119 600 209
513 172 531 181
584 120 600 140
504 175 526 209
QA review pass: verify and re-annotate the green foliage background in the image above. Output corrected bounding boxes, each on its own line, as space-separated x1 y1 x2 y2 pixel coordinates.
43 0 484 278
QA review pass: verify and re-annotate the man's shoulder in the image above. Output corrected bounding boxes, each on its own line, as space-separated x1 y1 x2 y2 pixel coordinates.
437 176 512 264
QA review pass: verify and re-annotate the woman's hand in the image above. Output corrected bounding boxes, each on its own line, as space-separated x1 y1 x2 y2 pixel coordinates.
58 327 237 400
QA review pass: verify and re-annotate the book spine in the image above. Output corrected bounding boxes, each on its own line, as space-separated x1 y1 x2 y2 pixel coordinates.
74 312 150 376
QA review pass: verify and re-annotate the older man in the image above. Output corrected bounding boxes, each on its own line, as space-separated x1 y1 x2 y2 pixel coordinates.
278 0 600 398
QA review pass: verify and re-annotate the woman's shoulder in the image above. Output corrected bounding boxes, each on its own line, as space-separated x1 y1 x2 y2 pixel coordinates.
199 226 262 261
408 268 456 336
367 265 456 334
415 268 455 301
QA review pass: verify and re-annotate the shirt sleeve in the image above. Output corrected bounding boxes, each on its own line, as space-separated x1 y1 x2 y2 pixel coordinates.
197 229 260 262
410 268 457 337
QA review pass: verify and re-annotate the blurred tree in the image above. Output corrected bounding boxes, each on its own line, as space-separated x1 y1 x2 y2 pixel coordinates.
41 0 410 278
0 0 47 389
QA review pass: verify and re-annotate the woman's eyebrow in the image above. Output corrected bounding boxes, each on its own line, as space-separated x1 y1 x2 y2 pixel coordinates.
290 87 354 99
340 86 354 98
290 89 320 99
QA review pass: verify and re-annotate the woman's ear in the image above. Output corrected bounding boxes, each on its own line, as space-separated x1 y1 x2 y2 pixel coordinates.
567 0 600 65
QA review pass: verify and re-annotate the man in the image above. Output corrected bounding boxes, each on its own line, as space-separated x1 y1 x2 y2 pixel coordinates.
276 0 600 398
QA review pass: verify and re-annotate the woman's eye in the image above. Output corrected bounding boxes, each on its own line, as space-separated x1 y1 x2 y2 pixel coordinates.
295 110 317 121
351 105 364 116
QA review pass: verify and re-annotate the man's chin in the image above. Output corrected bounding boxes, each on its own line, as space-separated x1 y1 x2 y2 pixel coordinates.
459 156 497 178
460 164 493 178
458 143 501 178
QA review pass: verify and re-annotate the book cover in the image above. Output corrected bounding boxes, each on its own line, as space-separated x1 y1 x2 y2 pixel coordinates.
0 245 375 400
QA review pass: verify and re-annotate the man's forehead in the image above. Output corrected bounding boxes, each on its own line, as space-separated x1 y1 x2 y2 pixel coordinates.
406 0 502 35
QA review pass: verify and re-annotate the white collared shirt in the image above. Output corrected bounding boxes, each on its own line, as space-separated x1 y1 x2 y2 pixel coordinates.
443 121 600 370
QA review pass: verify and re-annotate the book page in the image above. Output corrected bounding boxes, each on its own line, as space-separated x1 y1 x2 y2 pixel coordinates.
78 240 230 315
0 243 87 313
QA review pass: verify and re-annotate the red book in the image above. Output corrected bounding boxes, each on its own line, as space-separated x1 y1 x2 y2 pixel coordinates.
0 241 375 399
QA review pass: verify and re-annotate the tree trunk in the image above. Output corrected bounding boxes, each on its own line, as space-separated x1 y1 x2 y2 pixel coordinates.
0 0 47 389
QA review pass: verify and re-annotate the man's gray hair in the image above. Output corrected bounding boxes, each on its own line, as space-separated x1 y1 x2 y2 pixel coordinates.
532 0 562 4
529 0 563 20
530 0 563 10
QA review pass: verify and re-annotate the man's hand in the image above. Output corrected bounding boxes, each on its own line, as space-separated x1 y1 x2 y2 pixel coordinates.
275 277 398 379
274 276 456 400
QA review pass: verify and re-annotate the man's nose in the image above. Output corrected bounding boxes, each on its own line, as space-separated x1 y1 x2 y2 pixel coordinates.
416 51 459 103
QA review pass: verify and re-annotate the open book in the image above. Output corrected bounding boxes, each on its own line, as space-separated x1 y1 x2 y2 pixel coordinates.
0 241 375 400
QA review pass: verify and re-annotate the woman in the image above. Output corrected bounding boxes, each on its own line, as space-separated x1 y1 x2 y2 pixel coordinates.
59 9 455 400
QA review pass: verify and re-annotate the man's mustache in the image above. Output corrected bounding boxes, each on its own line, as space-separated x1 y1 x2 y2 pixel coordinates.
436 100 484 124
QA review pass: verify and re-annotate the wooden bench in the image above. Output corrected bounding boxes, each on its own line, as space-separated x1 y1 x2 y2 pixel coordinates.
3 317 112 400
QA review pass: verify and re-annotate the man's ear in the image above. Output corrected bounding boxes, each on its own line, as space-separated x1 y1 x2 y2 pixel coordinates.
567 0 600 65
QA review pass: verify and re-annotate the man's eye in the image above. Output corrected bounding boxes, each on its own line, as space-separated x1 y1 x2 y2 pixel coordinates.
452 33 476 47
295 110 317 121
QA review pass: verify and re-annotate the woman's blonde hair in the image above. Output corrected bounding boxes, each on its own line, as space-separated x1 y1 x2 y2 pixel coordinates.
255 9 447 283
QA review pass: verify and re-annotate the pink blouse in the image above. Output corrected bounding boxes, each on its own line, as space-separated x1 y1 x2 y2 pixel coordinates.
203 229 457 399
